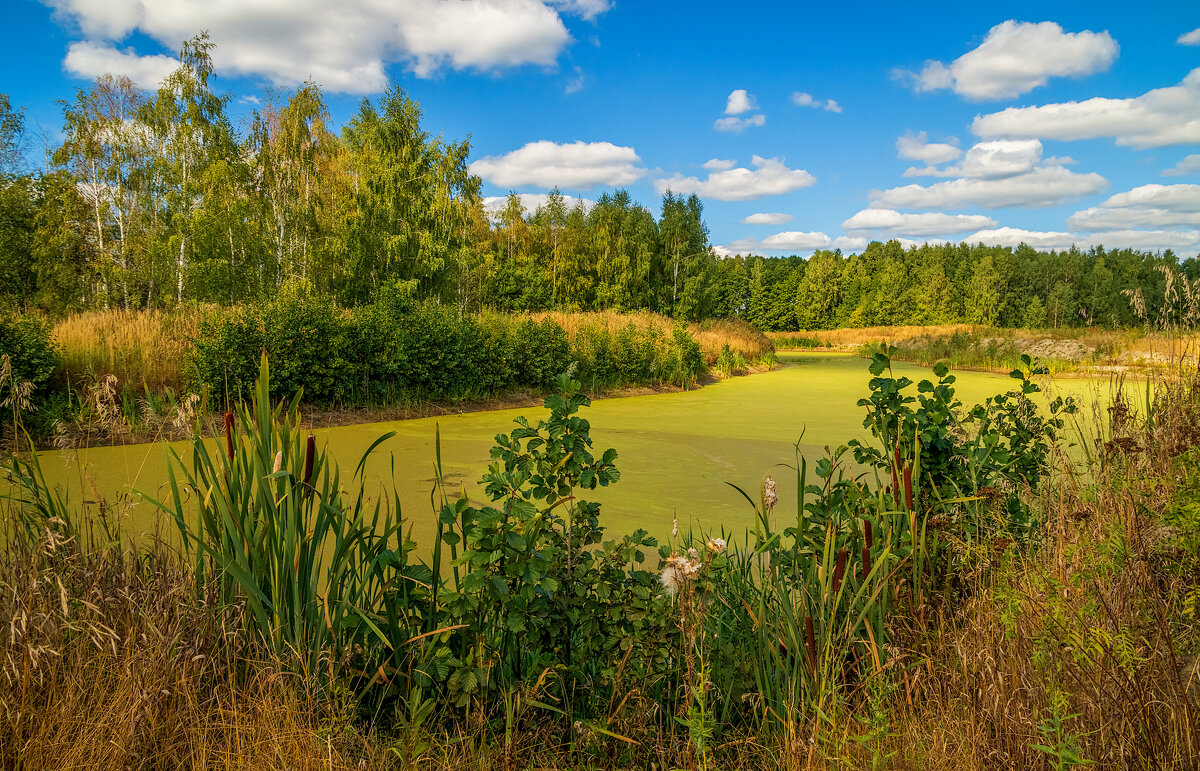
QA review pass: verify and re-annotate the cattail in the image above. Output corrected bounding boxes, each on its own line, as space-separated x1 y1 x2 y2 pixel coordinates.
903 463 914 510
223 411 235 461
763 475 778 511
805 615 817 675
862 519 874 580
302 434 315 493
272 450 282 474
861 545 872 580
832 548 847 595
864 519 874 553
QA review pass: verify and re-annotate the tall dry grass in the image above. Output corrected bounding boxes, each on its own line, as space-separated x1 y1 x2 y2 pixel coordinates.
53 307 203 392
530 309 773 363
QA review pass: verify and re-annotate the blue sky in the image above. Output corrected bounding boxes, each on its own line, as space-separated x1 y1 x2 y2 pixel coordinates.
3 0 1199 256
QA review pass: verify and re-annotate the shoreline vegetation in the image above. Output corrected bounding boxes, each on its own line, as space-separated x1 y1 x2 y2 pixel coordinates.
772 324 1197 376
2 348 1197 769
1 305 776 451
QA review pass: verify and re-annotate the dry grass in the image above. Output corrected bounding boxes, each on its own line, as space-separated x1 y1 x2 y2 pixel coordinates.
530 309 774 363
53 307 203 392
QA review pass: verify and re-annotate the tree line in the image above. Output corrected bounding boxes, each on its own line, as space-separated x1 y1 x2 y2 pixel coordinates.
0 34 1195 329
0 35 715 319
711 241 1199 331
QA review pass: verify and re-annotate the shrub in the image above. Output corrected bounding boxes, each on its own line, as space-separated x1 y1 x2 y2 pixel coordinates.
0 314 57 401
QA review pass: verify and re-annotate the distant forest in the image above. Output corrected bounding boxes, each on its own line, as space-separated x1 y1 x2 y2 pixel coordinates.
0 35 1194 330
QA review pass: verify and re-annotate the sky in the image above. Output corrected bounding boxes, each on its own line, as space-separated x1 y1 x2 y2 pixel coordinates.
2 0 1199 258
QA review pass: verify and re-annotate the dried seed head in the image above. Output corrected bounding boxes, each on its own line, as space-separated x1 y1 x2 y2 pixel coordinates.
272 450 282 474
223 412 235 461
302 434 316 490
763 475 778 511
706 537 727 554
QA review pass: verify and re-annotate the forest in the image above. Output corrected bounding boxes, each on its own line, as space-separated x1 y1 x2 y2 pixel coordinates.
0 34 1195 331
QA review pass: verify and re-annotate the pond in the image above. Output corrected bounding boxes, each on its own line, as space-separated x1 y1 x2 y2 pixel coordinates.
25 353 1114 552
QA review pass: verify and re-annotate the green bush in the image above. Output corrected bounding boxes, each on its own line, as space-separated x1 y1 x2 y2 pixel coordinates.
0 314 57 399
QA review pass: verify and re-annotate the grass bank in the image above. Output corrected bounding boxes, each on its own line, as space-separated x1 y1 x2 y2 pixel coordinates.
2 349 1196 769
771 324 1198 375
1 303 773 449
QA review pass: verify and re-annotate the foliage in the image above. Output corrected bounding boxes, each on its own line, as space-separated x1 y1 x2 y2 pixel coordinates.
0 313 56 399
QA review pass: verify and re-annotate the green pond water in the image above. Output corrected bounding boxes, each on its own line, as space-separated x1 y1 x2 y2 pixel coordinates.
21 353 1114 553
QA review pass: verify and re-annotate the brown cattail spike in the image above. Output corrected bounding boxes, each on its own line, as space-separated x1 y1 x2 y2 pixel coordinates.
861 545 872 581
302 434 316 495
805 616 817 676
223 411 235 461
832 548 848 595
864 519 874 553
903 463 914 510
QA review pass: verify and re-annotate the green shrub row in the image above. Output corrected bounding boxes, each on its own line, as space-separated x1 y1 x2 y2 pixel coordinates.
0 314 56 401
191 291 707 406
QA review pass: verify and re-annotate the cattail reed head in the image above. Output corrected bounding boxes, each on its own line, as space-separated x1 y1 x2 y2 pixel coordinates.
272 450 282 474
302 434 315 489
763 475 778 512
861 544 872 581
223 411 235 461
902 464 914 510
805 615 817 673
832 547 847 595
864 519 874 553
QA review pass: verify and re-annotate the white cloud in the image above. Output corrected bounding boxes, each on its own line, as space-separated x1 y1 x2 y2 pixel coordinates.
482 192 594 217
47 0 588 93
872 140 1106 209
1179 28 1200 46
965 226 1200 252
725 89 756 115
470 140 645 189
1165 154 1200 177
972 68 1200 149
895 20 1118 100
896 135 951 163
63 41 178 89
720 232 865 254
714 114 765 133
546 0 610 21
873 166 1107 209
654 155 816 201
841 208 997 236
1067 184 1200 230
792 91 842 113
741 212 794 225
703 158 736 171
564 66 585 95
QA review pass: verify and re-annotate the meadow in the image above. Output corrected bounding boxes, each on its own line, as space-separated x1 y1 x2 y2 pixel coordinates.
3 344 1196 769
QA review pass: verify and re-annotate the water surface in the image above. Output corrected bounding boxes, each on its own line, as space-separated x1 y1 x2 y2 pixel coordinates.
27 353 1109 551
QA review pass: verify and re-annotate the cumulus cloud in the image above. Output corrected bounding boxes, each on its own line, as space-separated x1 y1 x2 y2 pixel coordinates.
470 140 645 189
872 140 1107 209
46 0 594 92
973 68 1200 149
894 20 1118 100
725 89 756 115
741 212 794 225
1067 184 1200 231
792 92 842 113
63 41 178 89
717 232 865 255
1179 28 1200 46
716 89 765 131
482 192 594 217
965 226 1200 252
714 114 766 132
703 158 736 171
896 131 962 166
841 208 997 236
1165 154 1200 177
654 155 816 201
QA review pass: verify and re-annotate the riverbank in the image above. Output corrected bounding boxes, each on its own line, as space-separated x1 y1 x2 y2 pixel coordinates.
771 324 1197 376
